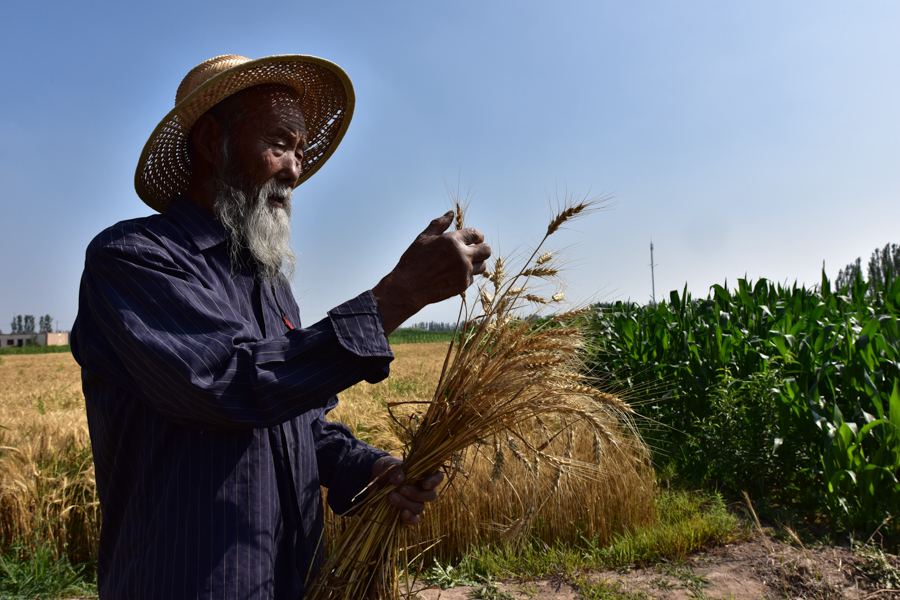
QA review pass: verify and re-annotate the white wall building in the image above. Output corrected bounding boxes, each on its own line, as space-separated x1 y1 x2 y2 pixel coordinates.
0 332 68 348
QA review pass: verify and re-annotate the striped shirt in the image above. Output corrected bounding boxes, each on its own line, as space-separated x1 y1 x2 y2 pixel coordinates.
72 195 394 599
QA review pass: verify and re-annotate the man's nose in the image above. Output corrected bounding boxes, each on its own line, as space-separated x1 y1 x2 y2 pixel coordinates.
277 153 302 186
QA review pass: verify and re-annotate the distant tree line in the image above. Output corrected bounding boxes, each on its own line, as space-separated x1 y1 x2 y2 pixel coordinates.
407 321 458 332
835 243 900 292
5 314 54 335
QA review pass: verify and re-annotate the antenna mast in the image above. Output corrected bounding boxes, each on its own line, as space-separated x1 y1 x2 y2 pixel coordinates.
650 240 657 305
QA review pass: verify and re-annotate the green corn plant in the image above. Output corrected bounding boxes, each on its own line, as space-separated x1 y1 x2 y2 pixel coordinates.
588 270 900 543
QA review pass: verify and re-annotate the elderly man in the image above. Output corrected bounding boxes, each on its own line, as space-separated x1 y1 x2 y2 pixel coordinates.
72 54 491 599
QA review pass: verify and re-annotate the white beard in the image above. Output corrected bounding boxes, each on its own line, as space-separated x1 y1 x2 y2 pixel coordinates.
211 159 296 282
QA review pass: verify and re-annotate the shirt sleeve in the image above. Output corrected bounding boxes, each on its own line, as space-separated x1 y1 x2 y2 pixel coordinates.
311 399 390 516
75 237 394 430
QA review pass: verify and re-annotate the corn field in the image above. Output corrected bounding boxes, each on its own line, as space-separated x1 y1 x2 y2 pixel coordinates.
588 272 900 541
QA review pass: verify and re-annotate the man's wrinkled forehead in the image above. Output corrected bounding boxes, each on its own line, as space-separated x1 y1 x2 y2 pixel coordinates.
214 84 307 133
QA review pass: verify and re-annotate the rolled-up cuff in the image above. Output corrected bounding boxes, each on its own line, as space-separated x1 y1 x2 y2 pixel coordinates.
328 290 393 383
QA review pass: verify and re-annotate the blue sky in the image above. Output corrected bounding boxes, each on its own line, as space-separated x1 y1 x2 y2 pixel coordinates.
2 1 898 332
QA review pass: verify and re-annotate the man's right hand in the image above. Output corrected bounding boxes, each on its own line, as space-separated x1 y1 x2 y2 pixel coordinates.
372 211 492 334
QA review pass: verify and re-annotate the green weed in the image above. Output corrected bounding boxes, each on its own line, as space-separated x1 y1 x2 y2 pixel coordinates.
576 577 649 600
422 562 478 589
0 539 96 598
855 541 900 589
591 490 744 567
469 579 516 600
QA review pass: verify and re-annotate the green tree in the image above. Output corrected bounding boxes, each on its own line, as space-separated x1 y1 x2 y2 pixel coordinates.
867 243 900 293
835 257 862 291
22 315 35 334
836 243 900 295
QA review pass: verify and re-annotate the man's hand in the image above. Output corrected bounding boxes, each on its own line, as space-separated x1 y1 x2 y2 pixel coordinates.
370 455 444 526
373 211 492 334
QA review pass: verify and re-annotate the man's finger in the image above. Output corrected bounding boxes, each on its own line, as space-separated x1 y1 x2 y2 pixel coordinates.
396 483 437 504
371 456 406 488
419 470 445 491
390 491 426 516
386 465 405 486
419 211 454 238
456 227 485 245
468 243 492 263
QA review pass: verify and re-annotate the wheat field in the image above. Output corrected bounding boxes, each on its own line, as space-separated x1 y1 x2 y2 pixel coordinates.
0 353 98 565
0 345 654 567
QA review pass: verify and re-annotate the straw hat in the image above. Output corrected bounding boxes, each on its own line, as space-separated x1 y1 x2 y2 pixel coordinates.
134 54 355 212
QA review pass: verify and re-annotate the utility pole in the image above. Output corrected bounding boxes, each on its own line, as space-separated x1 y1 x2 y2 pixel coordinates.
649 240 657 305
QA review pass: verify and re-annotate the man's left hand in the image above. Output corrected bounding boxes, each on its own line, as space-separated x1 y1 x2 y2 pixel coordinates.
369 456 444 526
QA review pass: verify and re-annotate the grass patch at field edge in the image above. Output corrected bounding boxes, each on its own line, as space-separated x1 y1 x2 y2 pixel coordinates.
0 344 72 356
0 539 96 598
425 489 746 587
387 329 456 345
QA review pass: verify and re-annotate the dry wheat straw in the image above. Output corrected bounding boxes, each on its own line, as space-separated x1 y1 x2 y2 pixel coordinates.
306 191 647 599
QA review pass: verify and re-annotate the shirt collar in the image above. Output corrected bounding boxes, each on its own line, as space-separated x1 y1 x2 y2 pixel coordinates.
165 194 229 251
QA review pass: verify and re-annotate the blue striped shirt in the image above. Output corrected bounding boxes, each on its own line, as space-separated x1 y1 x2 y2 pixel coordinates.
72 195 394 599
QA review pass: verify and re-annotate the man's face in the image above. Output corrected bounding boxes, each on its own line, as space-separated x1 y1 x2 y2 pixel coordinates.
210 86 308 281
227 87 309 203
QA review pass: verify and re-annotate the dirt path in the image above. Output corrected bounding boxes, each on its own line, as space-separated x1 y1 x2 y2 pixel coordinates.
412 535 899 599
61 535 898 599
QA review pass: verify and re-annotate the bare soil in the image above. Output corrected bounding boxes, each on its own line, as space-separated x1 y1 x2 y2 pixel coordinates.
412 534 900 599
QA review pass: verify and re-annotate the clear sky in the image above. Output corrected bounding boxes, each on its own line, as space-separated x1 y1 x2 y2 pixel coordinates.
1 1 898 333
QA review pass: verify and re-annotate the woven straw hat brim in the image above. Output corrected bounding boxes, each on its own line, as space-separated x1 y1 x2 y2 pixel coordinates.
135 54 355 213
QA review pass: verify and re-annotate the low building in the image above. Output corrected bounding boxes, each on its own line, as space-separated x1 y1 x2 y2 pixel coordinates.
0 332 68 348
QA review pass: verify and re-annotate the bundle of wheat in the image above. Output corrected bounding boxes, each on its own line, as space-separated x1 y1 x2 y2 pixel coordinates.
306 193 648 599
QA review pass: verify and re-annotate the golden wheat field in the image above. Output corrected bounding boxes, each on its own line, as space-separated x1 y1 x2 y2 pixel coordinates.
0 344 654 567
0 352 98 565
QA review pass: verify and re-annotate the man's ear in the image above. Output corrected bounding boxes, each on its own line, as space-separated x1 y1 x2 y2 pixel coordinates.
191 114 221 166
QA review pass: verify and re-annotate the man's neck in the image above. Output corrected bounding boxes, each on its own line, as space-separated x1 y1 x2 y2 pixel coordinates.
185 174 216 216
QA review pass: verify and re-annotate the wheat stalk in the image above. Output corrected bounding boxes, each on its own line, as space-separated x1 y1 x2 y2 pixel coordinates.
305 191 634 599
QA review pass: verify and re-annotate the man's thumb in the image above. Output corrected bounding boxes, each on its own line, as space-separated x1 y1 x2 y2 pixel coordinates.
419 211 454 237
